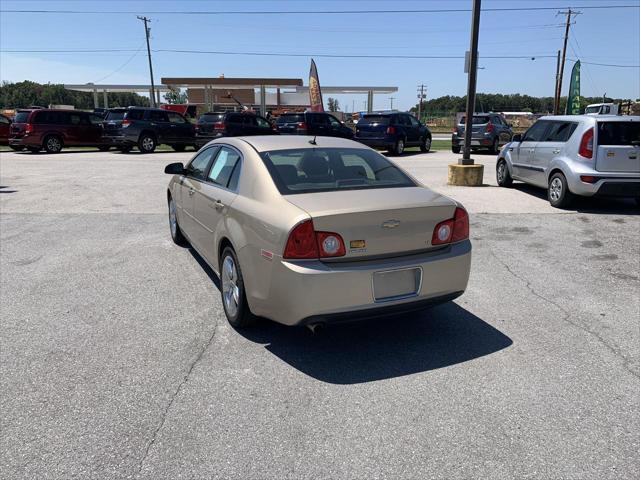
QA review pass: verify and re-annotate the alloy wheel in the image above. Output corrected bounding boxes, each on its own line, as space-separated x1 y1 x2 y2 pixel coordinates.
550 177 563 202
497 163 506 183
142 136 155 152
222 255 240 318
47 137 62 153
169 199 177 238
396 139 404 154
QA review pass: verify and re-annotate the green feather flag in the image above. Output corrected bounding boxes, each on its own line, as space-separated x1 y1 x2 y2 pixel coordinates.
566 61 581 115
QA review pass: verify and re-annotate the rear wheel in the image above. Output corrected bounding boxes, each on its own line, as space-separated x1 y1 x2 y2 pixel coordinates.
138 133 156 153
548 172 574 208
43 135 63 153
496 159 513 187
171 144 186 152
420 136 431 153
97 145 110 152
9 145 25 152
390 138 405 156
452 145 461 154
220 247 257 328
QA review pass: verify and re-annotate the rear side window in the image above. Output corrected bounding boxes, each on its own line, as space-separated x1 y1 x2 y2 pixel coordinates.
199 114 224 123
126 110 145 121
597 122 640 146
207 147 241 188
148 110 168 122
0 115 10 124
256 116 271 128
89 114 104 125
167 112 187 124
260 147 416 195
543 122 578 142
310 114 329 125
33 111 68 125
360 115 390 125
14 111 31 123
186 146 218 180
226 114 243 124
277 114 304 124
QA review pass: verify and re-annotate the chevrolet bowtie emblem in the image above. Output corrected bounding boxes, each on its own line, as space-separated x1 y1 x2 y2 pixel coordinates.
381 219 401 229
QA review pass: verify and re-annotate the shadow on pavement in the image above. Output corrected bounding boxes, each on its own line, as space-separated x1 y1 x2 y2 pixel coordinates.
239 303 512 384
0 185 17 193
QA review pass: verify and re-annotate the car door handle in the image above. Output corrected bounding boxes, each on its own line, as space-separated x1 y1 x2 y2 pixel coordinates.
214 200 225 210
552 149 561 154
188 188 195 196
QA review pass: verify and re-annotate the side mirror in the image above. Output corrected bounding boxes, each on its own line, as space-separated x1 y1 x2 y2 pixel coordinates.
164 162 186 175
511 134 522 142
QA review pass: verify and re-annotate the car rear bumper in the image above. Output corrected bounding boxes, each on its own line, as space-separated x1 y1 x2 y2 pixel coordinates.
566 172 640 197
195 133 224 146
247 240 472 326
9 135 39 147
593 181 640 198
452 135 492 147
354 137 394 149
103 134 137 146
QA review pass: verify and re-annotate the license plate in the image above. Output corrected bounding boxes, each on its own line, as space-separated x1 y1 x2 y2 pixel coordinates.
372 267 422 302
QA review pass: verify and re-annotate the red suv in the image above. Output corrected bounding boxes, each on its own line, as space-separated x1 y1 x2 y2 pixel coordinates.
9 109 110 153
0 113 10 145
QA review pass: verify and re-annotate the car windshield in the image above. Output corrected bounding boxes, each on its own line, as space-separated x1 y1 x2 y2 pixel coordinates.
597 122 640 146
460 115 490 125
277 114 304 124
105 111 126 121
200 114 224 122
360 115 390 125
584 106 601 114
14 111 31 123
260 147 416 195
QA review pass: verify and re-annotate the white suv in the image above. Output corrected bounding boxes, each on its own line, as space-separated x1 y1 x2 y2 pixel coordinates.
496 115 640 208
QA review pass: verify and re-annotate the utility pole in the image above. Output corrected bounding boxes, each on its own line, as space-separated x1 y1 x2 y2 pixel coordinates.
553 50 561 114
555 9 580 115
460 0 481 165
389 97 395 110
137 16 156 108
417 84 426 121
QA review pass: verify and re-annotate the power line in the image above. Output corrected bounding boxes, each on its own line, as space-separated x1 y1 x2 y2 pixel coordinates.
91 44 145 83
1 5 639 15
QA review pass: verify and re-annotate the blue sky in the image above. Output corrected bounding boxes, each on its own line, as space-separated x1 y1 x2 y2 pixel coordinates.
1 0 639 111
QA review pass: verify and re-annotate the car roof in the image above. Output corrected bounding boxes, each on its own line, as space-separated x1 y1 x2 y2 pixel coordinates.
538 115 640 122
228 135 364 153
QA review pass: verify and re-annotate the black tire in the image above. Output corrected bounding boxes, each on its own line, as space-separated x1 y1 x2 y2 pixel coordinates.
496 159 513 187
220 247 257 328
489 138 500 155
97 145 110 152
9 145 25 152
138 133 156 153
420 136 432 153
168 195 188 246
452 145 461 154
43 135 63 153
27 147 41 153
118 146 133 154
171 144 186 152
548 172 574 208
387 137 405 156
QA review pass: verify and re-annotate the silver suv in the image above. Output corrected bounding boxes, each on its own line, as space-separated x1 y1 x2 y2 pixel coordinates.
496 115 640 208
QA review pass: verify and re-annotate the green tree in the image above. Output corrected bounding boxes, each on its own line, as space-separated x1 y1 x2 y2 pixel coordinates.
164 89 188 104
327 97 339 112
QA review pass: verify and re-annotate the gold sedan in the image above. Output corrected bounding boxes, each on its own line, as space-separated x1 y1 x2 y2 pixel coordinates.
165 136 471 328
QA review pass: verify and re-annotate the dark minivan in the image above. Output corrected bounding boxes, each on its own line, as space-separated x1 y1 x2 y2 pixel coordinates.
102 107 196 153
9 109 109 153
195 112 277 148
276 112 354 139
355 112 432 155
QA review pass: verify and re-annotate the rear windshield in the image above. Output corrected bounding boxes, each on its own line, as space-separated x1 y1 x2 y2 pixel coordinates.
584 106 600 114
460 115 490 125
105 110 126 121
360 115 391 125
277 114 304 124
260 147 416 195
14 111 31 123
199 114 224 123
597 122 640 146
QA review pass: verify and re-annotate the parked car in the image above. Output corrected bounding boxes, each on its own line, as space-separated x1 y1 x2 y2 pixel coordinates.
451 113 513 154
496 115 640 208
102 107 195 153
9 109 110 153
0 113 10 145
275 112 354 139
354 112 432 155
195 112 277 148
163 135 471 328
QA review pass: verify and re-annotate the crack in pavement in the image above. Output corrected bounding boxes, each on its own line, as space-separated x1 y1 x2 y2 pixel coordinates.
136 313 219 475
488 248 639 380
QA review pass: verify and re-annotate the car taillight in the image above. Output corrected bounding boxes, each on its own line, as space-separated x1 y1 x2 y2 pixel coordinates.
579 127 594 159
386 126 396 135
25 124 33 134
431 207 469 246
283 219 346 259
122 119 131 128
296 122 307 131
213 122 225 131
271 123 278 131
580 175 598 183
486 123 494 133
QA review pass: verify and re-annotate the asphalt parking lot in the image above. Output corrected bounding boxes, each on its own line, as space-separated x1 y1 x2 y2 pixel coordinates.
1 148 639 479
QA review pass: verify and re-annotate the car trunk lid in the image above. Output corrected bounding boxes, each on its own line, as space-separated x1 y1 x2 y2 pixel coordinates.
356 115 391 139
285 187 457 259
594 120 640 173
